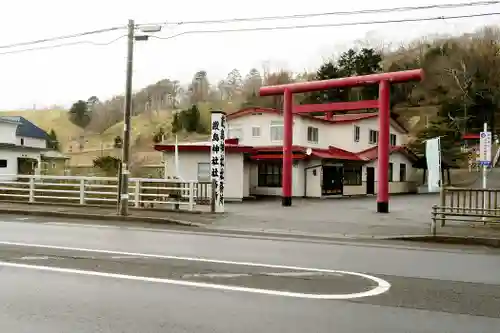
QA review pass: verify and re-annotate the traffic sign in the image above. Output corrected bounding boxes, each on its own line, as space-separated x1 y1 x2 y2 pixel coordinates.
479 131 492 163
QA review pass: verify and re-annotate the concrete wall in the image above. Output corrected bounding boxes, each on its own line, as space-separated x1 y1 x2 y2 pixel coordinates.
162 151 245 201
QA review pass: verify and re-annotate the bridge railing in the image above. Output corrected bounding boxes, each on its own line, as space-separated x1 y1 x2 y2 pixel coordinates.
0 175 214 212
431 187 500 235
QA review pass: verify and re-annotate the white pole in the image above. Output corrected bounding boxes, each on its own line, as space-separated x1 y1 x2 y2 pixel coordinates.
483 122 488 190
482 122 488 220
174 134 181 180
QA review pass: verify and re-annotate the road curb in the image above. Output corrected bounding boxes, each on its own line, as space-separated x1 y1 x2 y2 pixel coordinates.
386 235 500 248
0 209 202 228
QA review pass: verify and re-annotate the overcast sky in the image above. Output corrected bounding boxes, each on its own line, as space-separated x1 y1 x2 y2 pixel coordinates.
0 0 498 110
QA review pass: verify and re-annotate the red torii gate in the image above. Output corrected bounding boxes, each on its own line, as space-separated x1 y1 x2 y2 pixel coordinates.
259 69 424 213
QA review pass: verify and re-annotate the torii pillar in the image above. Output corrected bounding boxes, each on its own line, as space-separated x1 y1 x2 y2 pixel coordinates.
259 69 423 213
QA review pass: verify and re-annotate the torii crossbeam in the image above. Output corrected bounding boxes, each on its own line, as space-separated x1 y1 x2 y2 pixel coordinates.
259 69 423 213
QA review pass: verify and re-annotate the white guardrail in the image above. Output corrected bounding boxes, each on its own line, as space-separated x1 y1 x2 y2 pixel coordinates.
0 175 212 211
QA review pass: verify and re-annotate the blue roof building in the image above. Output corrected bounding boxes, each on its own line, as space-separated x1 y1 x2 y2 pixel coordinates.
0 116 50 140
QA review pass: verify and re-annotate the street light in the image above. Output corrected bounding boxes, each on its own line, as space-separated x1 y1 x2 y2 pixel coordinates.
117 20 162 216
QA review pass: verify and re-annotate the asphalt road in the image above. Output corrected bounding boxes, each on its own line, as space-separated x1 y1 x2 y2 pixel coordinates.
0 215 499 332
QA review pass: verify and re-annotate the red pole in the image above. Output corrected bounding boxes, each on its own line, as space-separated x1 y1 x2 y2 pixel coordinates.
377 80 390 213
282 88 293 206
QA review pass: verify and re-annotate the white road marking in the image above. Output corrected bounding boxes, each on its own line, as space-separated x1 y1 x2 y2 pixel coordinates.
109 256 143 259
0 261 386 300
20 256 50 260
46 222 118 229
182 273 253 278
0 240 390 300
45 222 165 233
262 271 343 277
181 271 343 279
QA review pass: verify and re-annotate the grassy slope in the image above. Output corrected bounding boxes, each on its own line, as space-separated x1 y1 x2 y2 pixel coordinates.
0 109 84 145
0 107 213 166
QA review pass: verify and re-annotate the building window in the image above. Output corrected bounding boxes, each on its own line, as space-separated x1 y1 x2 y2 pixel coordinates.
369 130 379 144
354 126 360 142
20 138 25 146
344 165 362 186
270 120 283 141
197 163 210 182
400 163 407 182
252 126 261 137
258 162 282 187
390 134 397 146
388 163 393 182
0 160 6 168
307 126 319 143
228 126 243 140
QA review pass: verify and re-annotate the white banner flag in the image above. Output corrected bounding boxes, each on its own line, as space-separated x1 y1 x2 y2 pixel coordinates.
426 137 441 193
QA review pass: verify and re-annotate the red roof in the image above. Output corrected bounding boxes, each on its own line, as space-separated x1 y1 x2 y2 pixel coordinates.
330 113 378 122
356 146 417 161
227 107 407 132
154 140 415 162
228 107 378 125
463 133 480 139
250 153 307 160
154 139 254 153
250 145 362 161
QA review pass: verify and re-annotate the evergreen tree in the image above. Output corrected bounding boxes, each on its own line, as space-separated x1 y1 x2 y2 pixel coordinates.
171 112 181 133
113 135 123 148
409 117 465 166
69 100 91 128
47 129 60 151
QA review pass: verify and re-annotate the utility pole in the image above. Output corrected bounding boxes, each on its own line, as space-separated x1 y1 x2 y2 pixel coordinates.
118 19 135 216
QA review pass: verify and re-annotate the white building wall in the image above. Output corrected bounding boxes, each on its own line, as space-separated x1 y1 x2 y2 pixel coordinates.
17 136 47 148
0 150 42 180
0 150 19 180
162 151 245 201
363 152 417 194
0 122 18 145
249 160 307 198
229 113 408 153
304 159 323 198
228 113 300 147
325 117 408 152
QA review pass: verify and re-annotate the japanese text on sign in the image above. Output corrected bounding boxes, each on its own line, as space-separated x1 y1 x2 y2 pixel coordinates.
210 112 226 213
480 131 492 164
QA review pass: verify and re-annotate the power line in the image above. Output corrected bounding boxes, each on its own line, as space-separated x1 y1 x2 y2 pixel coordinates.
0 26 126 50
0 1 495 53
0 11 498 56
149 12 500 40
0 35 126 56
139 1 500 26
